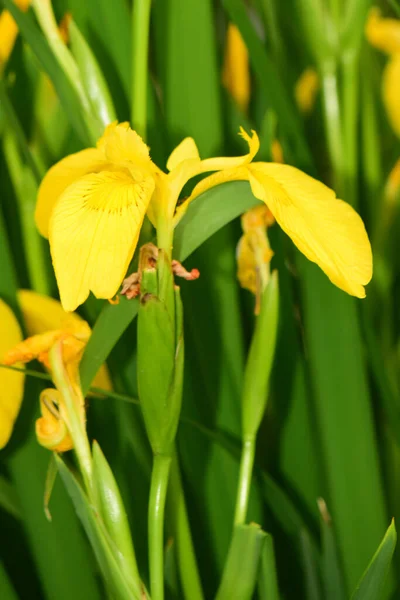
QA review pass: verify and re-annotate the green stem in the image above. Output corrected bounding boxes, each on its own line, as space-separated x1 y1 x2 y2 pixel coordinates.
341 52 359 207
234 436 256 526
2 130 51 295
131 0 152 137
49 344 93 497
169 452 204 600
149 453 172 600
321 62 344 191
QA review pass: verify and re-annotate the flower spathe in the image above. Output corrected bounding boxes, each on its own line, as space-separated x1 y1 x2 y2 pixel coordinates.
36 122 372 311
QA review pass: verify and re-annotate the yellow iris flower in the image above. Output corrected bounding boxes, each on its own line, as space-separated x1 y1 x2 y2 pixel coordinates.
294 68 319 115
36 121 372 311
366 8 400 137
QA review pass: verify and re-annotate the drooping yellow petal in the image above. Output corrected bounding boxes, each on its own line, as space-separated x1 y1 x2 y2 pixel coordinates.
366 7 400 55
222 23 251 113
35 148 107 238
35 388 73 452
247 163 373 298
49 170 155 311
167 138 200 171
382 54 400 138
17 289 112 390
294 68 319 114
0 299 25 449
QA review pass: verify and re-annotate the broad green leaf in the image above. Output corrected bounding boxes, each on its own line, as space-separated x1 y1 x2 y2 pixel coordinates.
56 455 144 600
351 520 397 600
215 523 266 600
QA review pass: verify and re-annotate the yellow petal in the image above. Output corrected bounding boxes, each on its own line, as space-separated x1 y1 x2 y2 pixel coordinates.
199 128 259 172
382 55 400 138
0 299 25 449
0 10 18 67
97 121 154 172
294 68 319 114
35 148 107 238
167 138 200 171
365 7 400 55
247 163 373 298
18 289 112 390
50 170 155 311
222 23 251 113
35 388 73 452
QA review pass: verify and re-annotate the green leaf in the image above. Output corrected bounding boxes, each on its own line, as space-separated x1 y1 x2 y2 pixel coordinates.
0 475 21 521
257 534 280 600
318 498 347 600
0 563 18 600
92 441 142 593
56 455 144 600
215 523 266 600
2 0 90 143
351 520 397 600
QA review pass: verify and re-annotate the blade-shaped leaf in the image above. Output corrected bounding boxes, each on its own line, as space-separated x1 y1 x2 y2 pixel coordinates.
351 520 397 600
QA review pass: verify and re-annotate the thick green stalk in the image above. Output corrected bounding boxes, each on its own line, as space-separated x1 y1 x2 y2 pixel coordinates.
149 454 172 600
169 453 204 600
131 0 152 137
234 436 256 526
49 345 93 497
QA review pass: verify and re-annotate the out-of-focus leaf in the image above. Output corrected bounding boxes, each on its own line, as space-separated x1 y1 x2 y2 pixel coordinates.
351 520 397 600
2 0 90 143
0 475 20 520
0 563 18 600
318 498 347 600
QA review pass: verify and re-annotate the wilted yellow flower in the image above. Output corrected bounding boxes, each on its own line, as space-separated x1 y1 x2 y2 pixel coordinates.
0 0 30 68
222 23 251 113
237 206 275 313
37 122 372 310
366 8 400 136
1 290 111 450
36 388 73 452
295 68 319 114
0 299 25 449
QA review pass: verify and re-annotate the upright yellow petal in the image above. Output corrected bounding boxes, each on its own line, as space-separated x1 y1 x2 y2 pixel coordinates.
222 23 251 113
366 8 400 55
199 128 259 172
49 170 155 311
382 55 400 137
167 137 200 171
35 148 107 238
0 299 25 449
97 121 154 171
247 163 372 297
17 289 112 390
